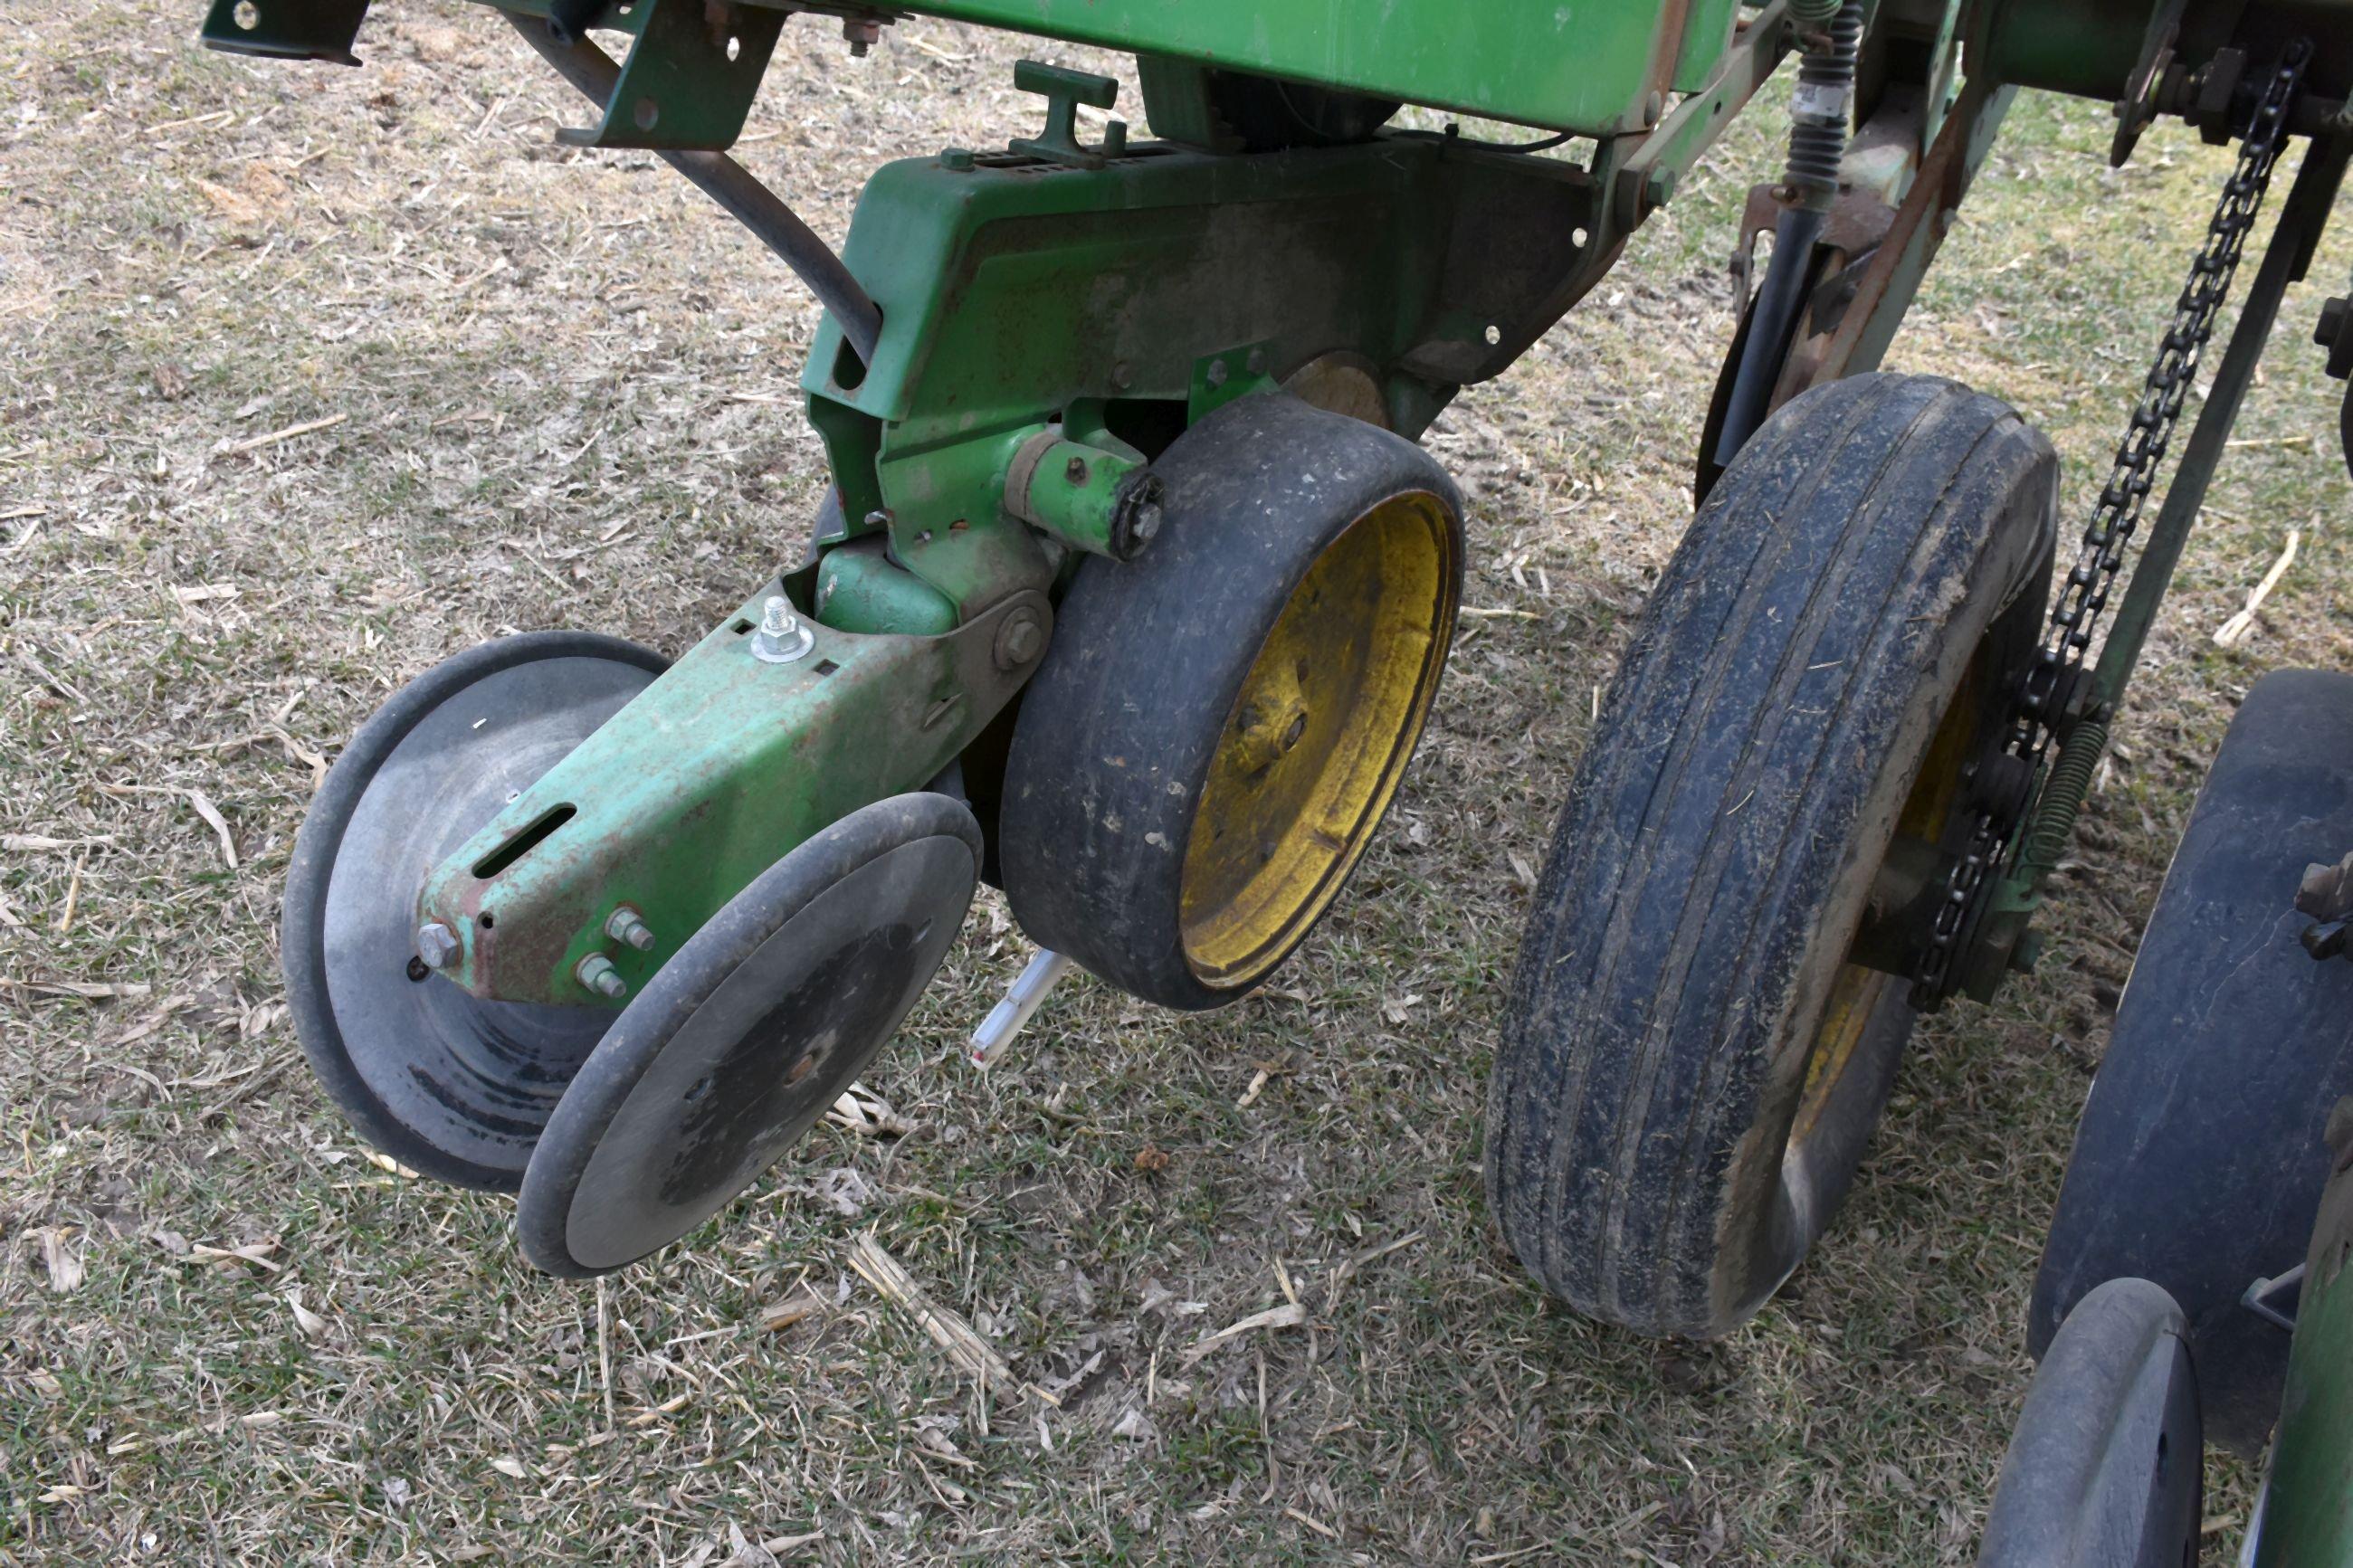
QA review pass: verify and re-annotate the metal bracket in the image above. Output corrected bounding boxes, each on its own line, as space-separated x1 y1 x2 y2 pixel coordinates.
554 0 787 152
1187 342 1277 423
1009 60 1125 169
420 579 1051 1005
199 0 370 65
2243 1263 2308 1332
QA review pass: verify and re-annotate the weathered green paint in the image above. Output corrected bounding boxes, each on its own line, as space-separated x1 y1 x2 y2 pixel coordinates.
1980 0 2151 98
419 578 1049 1005
199 0 369 63
1007 60 1123 167
2253 1103 2353 1566
1606 0 1792 228
899 0 1704 135
814 538 960 635
1673 0 1748 93
1008 433 1150 558
1186 345 1281 423
800 126 1612 616
553 0 785 152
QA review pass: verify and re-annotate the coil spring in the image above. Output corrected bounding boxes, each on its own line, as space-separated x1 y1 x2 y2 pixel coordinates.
2019 717 2110 880
1786 0 1863 195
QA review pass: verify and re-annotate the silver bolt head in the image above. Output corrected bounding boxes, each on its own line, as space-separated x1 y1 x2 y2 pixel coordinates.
415 921 461 969
576 954 628 1000
606 908 656 951
1130 502 1162 545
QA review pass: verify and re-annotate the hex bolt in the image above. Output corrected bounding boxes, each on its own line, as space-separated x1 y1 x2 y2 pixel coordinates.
940 147 976 171
1205 358 1230 388
1003 616 1043 665
842 17 881 54
605 907 656 951
415 921 461 970
1063 455 1090 486
995 608 1046 670
1129 499 1163 547
752 594 814 664
577 953 628 1000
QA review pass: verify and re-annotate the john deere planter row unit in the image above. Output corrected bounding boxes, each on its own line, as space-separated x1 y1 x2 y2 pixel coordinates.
216 0 2349 1368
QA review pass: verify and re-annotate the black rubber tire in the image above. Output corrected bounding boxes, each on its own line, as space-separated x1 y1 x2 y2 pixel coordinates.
282 631 668 1192
1979 1278 2203 1568
1488 373 2057 1336
519 793 981 1277
2030 667 2353 1456
1000 391 1463 1012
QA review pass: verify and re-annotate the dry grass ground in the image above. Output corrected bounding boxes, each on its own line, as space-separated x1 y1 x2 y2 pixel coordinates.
5 5 2351 1563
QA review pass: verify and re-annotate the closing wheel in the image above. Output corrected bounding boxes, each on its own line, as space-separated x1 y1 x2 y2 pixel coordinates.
999 392 1463 1012
1978 1278 2203 1568
281 632 667 1192
518 794 980 1277
2030 667 2353 1455
1487 373 2057 1336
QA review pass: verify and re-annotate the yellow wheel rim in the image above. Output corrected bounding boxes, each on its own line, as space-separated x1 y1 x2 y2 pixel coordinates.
1790 657 1986 1145
1178 491 1458 988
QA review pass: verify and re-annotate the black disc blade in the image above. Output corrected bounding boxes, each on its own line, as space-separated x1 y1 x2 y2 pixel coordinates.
283 632 666 1191
519 793 982 1277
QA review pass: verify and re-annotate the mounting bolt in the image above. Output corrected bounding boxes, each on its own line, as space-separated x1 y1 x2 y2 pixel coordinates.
940 147 976 171
995 608 1046 670
577 953 628 1000
1205 358 1229 388
1063 455 1090 486
843 17 881 55
415 921 460 970
752 594 814 664
605 907 656 951
1644 168 1678 208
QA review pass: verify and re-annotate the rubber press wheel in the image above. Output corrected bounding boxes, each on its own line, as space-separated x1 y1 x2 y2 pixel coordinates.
1000 392 1463 1011
1487 373 2057 1337
519 794 981 1277
281 632 667 1191
1978 1278 2204 1568
2030 668 2353 1456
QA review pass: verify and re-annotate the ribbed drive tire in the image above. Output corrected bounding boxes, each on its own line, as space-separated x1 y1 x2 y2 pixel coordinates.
1487 373 2057 1337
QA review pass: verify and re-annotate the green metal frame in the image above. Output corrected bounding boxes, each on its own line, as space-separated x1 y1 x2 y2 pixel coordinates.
420 576 1049 1004
2251 1098 2353 1563
201 0 2353 1020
